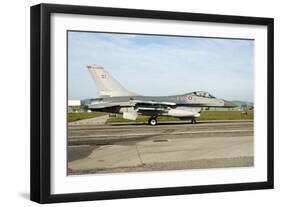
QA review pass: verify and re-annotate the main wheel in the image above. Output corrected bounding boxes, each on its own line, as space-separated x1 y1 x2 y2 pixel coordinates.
148 118 157 126
191 119 197 124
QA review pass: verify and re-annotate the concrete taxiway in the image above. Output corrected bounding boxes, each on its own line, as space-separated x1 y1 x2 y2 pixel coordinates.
67 120 253 175
68 115 109 126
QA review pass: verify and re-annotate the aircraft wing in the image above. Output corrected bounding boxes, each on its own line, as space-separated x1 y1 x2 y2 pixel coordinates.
87 100 177 112
132 100 176 106
132 100 176 113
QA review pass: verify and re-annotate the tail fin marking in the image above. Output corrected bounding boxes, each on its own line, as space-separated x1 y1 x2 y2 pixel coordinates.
87 64 138 97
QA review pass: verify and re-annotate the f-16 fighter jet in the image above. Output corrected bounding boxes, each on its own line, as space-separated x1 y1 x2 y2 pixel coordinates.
83 64 236 125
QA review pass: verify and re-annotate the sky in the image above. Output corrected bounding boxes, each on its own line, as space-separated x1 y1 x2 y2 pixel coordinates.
68 31 254 102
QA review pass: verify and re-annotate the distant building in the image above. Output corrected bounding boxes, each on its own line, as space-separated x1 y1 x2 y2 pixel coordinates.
203 107 241 111
68 100 81 112
203 101 254 112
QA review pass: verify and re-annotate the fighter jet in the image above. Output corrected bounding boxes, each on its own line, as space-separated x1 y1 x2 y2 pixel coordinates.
82 64 236 125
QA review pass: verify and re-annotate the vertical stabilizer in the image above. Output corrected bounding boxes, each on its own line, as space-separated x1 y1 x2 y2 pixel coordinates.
87 64 138 97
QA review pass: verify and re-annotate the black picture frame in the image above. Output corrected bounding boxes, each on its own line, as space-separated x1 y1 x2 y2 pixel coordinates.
30 3 274 204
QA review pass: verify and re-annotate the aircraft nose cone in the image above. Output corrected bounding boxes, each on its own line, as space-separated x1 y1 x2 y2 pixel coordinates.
223 100 237 108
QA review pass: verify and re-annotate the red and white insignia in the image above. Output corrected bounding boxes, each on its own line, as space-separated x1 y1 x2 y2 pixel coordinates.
186 96 192 101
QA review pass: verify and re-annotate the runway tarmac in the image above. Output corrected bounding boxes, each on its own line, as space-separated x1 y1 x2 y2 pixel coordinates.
67 120 254 175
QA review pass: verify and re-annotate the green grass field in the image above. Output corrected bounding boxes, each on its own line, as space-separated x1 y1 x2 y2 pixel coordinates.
68 112 106 122
107 111 253 123
198 111 253 120
107 115 179 123
67 111 253 123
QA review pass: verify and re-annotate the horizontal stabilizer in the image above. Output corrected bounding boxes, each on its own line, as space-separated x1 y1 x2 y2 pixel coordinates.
88 103 120 109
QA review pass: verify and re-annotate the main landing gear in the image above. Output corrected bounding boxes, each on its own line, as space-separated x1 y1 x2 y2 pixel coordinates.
148 117 158 126
148 117 197 125
191 118 197 124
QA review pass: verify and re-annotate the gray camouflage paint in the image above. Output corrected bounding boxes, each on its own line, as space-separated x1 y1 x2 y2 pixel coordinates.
83 65 236 119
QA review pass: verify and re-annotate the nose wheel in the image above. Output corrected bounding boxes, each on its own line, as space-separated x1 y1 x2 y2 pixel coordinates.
148 117 157 126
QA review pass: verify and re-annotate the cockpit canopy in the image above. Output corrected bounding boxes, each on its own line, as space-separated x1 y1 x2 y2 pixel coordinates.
191 91 216 98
